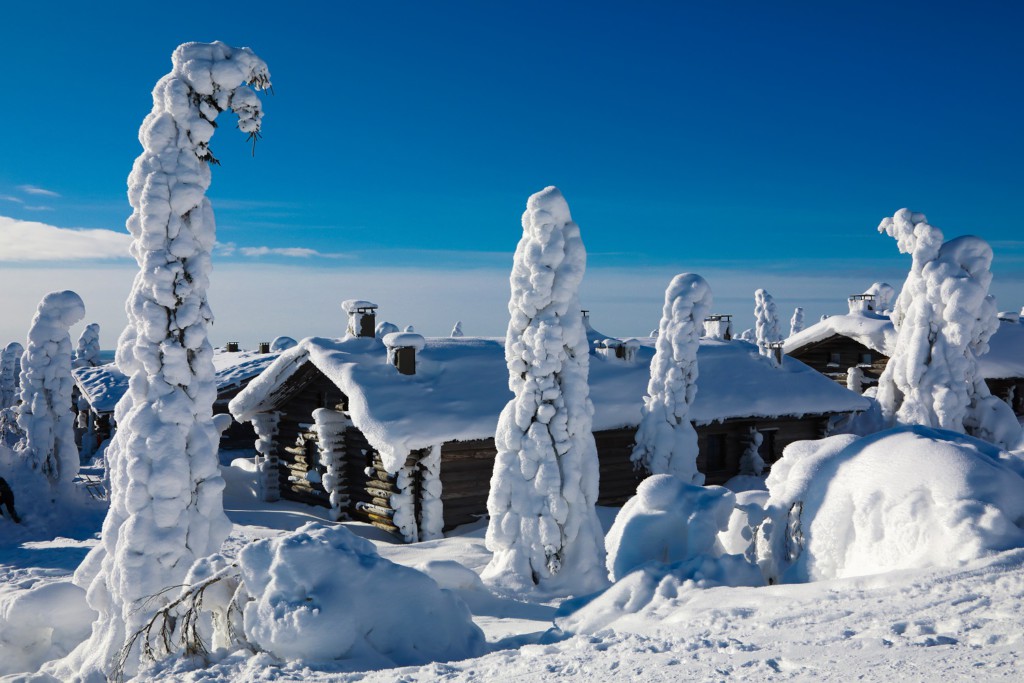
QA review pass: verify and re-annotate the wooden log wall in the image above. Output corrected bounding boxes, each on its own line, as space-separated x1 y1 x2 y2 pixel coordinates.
786 334 888 386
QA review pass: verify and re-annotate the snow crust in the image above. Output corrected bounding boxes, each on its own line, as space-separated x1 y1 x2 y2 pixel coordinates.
756 426 1024 583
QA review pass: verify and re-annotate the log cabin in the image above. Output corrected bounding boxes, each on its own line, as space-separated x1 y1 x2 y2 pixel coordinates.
230 306 871 542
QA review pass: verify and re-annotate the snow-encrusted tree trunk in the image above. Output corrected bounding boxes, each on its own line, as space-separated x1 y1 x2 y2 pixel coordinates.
313 407 351 521
629 274 713 483
16 291 85 488
0 342 24 409
72 323 102 369
53 42 271 681
483 186 606 594
875 209 1021 449
754 289 782 362
419 444 444 541
789 307 804 337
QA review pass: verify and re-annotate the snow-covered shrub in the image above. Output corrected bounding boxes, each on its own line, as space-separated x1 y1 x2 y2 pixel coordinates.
52 41 271 681
755 426 1024 584
875 209 1021 449
72 323 101 369
16 290 85 487
754 288 781 362
629 274 712 482
269 336 297 352
738 427 765 476
789 307 804 337
240 523 485 665
0 342 24 409
484 186 606 595
450 320 464 337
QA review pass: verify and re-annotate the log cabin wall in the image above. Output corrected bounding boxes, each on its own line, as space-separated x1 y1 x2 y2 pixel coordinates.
984 378 1024 416
787 334 888 386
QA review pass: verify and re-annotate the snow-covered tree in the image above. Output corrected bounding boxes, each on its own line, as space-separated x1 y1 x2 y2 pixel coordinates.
847 365 865 394
54 42 271 680
483 186 606 595
789 307 804 337
629 273 713 483
451 320 464 337
0 342 23 409
875 209 1021 449
16 291 85 487
738 427 765 476
72 323 101 369
754 288 782 362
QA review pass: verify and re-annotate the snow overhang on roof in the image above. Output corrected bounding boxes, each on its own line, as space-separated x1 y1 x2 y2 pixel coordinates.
783 311 895 356
230 335 871 474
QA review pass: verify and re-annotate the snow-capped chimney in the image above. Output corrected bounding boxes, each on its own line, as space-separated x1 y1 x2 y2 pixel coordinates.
848 294 876 314
383 332 425 375
703 314 733 340
768 341 785 366
226 341 240 352
341 300 378 338
258 342 271 353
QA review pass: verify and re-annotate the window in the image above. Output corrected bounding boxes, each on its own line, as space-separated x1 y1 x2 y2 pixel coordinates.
704 434 727 472
758 430 778 464
829 352 841 365
860 352 872 365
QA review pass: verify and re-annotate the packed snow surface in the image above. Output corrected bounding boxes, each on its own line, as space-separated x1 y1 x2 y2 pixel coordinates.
759 426 1024 583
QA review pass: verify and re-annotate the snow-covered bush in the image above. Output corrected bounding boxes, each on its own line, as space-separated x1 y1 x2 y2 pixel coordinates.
16 290 85 488
754 288 781 362
239 523 485 665
269 336 297 352
484 186 606 595
875 209 1021 449
0 342 23 409
629 273 712 482
72 323 101 369
789 307 804 337
53 41 271 681
451 320 464 337
755 426 1024 584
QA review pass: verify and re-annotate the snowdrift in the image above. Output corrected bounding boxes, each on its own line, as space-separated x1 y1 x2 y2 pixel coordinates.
758 426 1024 583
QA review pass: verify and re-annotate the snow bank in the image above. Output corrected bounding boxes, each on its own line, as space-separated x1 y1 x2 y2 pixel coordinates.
0 581 95 676
757 426 1024 583
240 522 485 665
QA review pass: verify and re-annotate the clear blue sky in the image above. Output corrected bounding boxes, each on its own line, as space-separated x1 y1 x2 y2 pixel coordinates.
0 1 1021 342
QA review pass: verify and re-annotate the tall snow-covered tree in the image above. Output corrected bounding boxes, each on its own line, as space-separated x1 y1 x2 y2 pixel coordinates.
16 291 85 487
754 288 781 362
629 273 712 483
789 307 805 337
53 42 271 680
483 186 606 595
875 209 1020 449
72 323 101 369
451 320 464 337
0 342 23 409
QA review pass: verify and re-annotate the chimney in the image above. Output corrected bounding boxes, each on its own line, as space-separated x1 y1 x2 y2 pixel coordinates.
703 314 733 341
383 332 426 375
341 300 379 338
226 341 240 352
847 294 876 314
768 341 785 366
258 341 271 353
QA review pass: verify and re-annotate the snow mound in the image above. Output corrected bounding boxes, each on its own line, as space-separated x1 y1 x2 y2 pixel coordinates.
605 474 756 582
270 336 297 351
240 522 486 666
0 581 95 675
758 426 1024 583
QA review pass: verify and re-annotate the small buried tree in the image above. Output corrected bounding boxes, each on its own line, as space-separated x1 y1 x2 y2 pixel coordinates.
754 288 782 362
630 273 713 483
16 290 86 489
0 341 24 409
51 42 271 680
72 323 102 369
875 208 1021 449
483 186 606 594
789 306 805 337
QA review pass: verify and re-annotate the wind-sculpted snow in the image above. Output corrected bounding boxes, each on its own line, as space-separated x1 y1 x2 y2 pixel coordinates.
629 274 712 482
484 186 607 595
72 323 101 369
756 426 1024 583
16 290 85 487
50 41 271 681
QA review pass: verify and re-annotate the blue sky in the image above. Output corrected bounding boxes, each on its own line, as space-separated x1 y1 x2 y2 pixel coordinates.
0 1 1021 343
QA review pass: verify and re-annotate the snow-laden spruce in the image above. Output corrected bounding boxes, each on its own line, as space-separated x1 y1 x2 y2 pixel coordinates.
789 307 804 337
451 320 464 337
483 186 606 594
0 342 24 409
875 209 1021 449
629 274 712 483
16 290 85 488
51 42 271 681
72 323 101 369
754 288 782 362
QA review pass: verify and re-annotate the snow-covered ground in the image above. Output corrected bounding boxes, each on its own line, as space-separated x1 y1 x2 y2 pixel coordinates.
3 437 1024 681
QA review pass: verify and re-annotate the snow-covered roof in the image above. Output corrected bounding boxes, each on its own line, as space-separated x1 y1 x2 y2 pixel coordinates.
980 320 1024 380
782 311 895 356
231 335 871 473
74 348 281 414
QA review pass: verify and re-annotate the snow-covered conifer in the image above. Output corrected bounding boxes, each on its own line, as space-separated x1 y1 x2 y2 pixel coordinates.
0 342 23 409
483 187 606 594
54 42 271 680
16 291 85 487
789 307 804 337
72 323 101 369
875 209 1021 449
451 320 464 337
739 428 765 476
629 274 712 483
754 289 782 362
847 366 865 394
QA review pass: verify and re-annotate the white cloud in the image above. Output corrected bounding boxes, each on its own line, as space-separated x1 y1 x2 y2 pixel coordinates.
0 215 130 261
17 184 61 197
0 195 24 204
239 246 321 258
